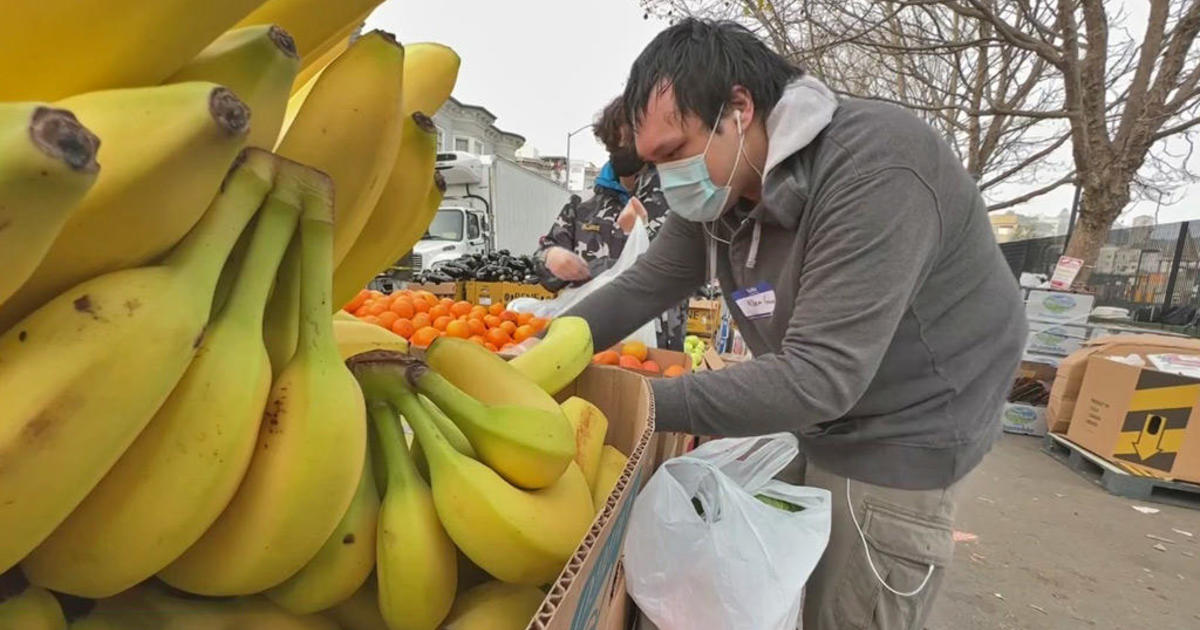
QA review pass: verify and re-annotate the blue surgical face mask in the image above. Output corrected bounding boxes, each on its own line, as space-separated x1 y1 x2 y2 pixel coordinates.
656 106 746 223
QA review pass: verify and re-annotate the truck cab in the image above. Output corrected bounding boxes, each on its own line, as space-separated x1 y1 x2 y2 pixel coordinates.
408 206 491 272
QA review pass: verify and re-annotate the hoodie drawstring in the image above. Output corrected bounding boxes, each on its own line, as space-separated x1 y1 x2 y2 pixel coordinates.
746 221 762 270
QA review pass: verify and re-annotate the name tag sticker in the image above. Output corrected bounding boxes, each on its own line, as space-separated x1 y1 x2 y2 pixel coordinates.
732 282 776 321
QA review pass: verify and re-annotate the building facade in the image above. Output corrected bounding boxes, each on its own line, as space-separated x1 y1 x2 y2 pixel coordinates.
431 97 525 161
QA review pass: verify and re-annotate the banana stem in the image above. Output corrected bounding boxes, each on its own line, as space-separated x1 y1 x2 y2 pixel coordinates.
165 149 276 291
219 182 302 327
367 401 421 491
292 166 337 360
353 356 455 472
405 361 489 422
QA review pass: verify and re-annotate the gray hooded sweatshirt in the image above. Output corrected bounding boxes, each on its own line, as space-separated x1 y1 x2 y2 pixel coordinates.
564 77 1027 490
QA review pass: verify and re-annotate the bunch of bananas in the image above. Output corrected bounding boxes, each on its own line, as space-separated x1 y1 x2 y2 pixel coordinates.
0 4 631 628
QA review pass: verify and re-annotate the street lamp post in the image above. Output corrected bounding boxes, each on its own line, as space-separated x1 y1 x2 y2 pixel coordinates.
564 123 591 190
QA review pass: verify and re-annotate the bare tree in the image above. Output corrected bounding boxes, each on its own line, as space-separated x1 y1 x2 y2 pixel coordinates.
642 0 1200 283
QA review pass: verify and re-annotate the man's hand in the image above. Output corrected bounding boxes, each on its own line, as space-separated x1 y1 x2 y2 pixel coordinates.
618 197 648 234
545 247 591 281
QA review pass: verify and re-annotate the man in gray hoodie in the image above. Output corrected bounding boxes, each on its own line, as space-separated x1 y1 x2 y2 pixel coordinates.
562 18 1027 629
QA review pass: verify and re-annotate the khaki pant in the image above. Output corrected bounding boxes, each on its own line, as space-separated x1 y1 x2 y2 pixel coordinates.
796 461 960 630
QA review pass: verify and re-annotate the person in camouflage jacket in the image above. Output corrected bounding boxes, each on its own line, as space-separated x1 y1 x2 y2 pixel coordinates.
535 97 684 349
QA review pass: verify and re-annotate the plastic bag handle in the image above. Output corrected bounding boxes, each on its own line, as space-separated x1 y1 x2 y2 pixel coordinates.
681 433 798 493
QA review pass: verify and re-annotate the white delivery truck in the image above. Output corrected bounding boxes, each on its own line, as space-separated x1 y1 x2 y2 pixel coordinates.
398 151 570 276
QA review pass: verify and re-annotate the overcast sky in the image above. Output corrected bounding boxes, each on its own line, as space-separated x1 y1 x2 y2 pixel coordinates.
367 0 1199 226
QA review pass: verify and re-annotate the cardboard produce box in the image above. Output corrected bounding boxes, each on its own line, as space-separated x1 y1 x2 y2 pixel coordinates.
1047 334 1200 433
1001 402 1048 437
528 365 655 630
1066 355 1200 483
1025 289 1094 324
686 298 722 336
1026 321 1090 357
400 281 463 301
603 345 691 378
465 280 556 305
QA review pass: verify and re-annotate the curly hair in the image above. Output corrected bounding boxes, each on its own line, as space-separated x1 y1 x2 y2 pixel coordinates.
592 96 630 154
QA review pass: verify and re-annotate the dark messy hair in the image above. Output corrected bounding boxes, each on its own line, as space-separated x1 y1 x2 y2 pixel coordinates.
623 18 804 131
592 96 629 154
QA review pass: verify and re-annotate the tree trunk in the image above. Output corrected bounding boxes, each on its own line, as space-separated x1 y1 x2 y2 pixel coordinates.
1063 185 1131 286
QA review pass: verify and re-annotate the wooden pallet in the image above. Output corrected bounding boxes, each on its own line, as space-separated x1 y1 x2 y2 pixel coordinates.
1041 433 1200 510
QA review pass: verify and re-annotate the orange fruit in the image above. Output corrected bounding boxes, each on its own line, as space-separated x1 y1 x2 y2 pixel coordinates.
344 289 370 313
433 315 453 331
395 289 414 299
484 342 499 352
429 305 450 320
410 327 441 348
499 321 517 336
390 298 415 319
362 315 382 327
368 301 388 316
369 290 385 300
468 335 486 346
353 304 371 318
488 302 506 316
529 317 549 332
483 314 502 329
446 320 470 339
513 325 535 343
641 360 661 374
516 312 534 325
469 306 488 319
451 301 473 317
593 350 620 366
467 318 487 335
500 310 519 324
392 319 416 339
618 355 642 370
411 313 432 330
377 311 399 329
485 327 511 347
664 364 686 378
621 341 648 362
415 291 438 307
413 299 430 314
439 297 455 308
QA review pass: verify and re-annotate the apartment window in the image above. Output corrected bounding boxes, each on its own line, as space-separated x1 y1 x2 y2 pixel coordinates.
454 136 471 152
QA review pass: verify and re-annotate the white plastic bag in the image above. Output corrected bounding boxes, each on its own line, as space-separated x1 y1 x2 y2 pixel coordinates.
624 433 831 630
510 218 657 348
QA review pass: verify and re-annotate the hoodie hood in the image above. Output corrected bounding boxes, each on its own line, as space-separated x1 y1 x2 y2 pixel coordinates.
594 162 631 204
763 75 839 176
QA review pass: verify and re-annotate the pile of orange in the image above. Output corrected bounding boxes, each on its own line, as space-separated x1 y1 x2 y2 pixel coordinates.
592 341 686 377
343 289 548 351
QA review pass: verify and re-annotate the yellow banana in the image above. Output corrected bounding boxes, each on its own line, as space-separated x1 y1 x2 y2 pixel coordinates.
354 353 594 586
23 170 303 597
334 319 409 360
366 398 457 630
167 25 300 149
509 317 594 396
409 343 575 489
410 394 477 483
236 0 383 60
331 112 439 309
69 584 340 630
591 445 629 514
400 44 462 117
161 162 366 596
290 15 362 95
0 150 276 576
324 582 389 630
263 236 302 377
266 449 380 615
0 104 99 307
423 336 563 415
441 581 547 630
560 397 609 489
0 82 251 332
0 574 66 630
0 1 264 101
276 31 406 267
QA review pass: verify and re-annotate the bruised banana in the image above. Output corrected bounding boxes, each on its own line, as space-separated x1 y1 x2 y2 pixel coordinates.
354 353 594 586
0 149 276 576
559 396 609 489
23 166 303 597
0 104 99 307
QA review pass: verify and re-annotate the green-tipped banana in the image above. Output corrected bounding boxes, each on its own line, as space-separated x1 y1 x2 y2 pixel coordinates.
354 353 594 586
411 338 575 490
